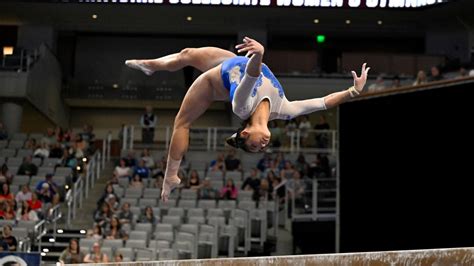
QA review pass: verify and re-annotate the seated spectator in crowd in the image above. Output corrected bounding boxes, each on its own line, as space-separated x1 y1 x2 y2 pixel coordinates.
310 153 331 178
15 185 32 203
298 115 312 147
314 114 330 148
413 70 428 86
27 192 43 213
113 159 132 181
124 151 137 168
242 168 261 199
152 173 164 189
265 170 277 185
86 224 103 242
294 153 309 174
0 202 15 220
104 216 128 241
284 119 297 147
61 149 77 169
79 124 95 149
17 155 38 176
268 120 283 148
286 171 306 204
134 160 150 179
0 225 17 251
35 174 60 205
280 161 296 180
220 178 238 200
257 153 272 172
34 142 50 159
59 238 85 265
187 170 200 190
118 202 133 226
141 149 155 169
49 143 64 159
0 122 7 140
391 75 401 89
129 174 144 189
41 128 56 146
0 184 14 209
457 66 469 78
368 75 386 92
63 128 73 144
24 138 37 150
264 160 280 177
0 238 9 252
54 126 64 144
94 203 113 229
209 153 226 172
429 66 444 82
84 242 109 263
257 178 273 201
105 194 120 214
199 177 217 199
97 183 120 209
225 150 241 171
0 164 12 184
138 206 157 226
114 252 123 263
16 201 39 222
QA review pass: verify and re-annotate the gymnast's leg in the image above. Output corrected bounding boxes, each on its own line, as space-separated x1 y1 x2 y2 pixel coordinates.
125 47 236 75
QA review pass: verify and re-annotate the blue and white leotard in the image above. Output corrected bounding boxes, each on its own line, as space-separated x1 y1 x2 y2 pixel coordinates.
220 56 326 121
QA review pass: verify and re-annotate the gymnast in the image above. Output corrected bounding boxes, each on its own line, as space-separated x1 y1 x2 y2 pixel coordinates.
125 37 370 201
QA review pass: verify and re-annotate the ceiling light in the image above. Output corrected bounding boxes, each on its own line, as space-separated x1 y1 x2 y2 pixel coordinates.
377 20 383 25
186 16 192 21
92 14 98 19
313 19 319 24
345 20 351 24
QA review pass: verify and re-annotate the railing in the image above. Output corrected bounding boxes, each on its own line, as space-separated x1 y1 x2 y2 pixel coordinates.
0 47 40 72
121 125 337 153
34 219 48 252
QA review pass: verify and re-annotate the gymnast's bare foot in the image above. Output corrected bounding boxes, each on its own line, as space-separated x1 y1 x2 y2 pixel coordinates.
161 176 181 202
125 59 155 76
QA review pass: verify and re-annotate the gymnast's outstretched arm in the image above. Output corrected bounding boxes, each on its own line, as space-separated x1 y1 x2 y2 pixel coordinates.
280 63 371 118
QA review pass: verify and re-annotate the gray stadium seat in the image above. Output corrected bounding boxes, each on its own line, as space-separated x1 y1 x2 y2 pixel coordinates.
198 200 217 210
102 239 123 249
7 157 23 168
226 171 242 181
162 216 181 228
11 133 27 141
177 199 197 209
207 208 224 218
12 175 30 186
180 189 198 200
121 198 138 206
167 208 185 219
37 167 55 176
7 140 24 149
16 149 33 158
238 190 254 201
125 187 143 199
134 223 153 235
116 247 135 261
149 240 170 249
79 238 97 249
139 198 157 208
136 249 154 261
158 248 176 261
0 149 16 158
188 216 206 225
154 223 173 234
0 141 7 149
42 158 60 167
143 188 160 199
55 167 73 176
238 200 256 210
125 239 147 249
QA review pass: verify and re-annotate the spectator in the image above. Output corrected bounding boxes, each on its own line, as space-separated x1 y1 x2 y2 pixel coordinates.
0 123 7 140
295 153 309 174
286 171 306 204
298 115 312 147
0 202 15 220
310 153 331 178
41 128 56 146
27 192 42 213
241 168 261 196
114 252 123 262
0 225 17 251
0 238 9 252
86 224 103 241
16 201 39 222
141 149 155 169
209 153 226 172
94 202 112 229
257 178 273 201
84 242 109 263
54 126 64 144
134 160 150 179
413 70 428 86
17 155 38 176
61 148 77 169
220 178 238 200
118 202 133 226
24 138 37 150
0 164 11 184
457 66 468 78
59 238 85 265
138 206 157 227
152 173 164 189
224 150 241 171
129 174 144 189
49 143 64 159
368 75 386 92
35 174 60 205
268 120 283 148
104 216 128 240
263 160 280 178
273 152 286 171
140 105 157 144
113 159 131 181
429 66 444 82
199 177 217 199
391 75 401 89
280 161 296 180
105 194 120 214
124 152 137 168
33 143 49 159
15 185 32 203
0 183 14 207
63 128 73 143
188 170 200 190
79 124 95 148
314 114 330 148
257 153 272 172
97 183 120 209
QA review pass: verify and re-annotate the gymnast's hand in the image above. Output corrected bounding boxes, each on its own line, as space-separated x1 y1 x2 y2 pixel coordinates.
352 63 371 93
235 37 264 57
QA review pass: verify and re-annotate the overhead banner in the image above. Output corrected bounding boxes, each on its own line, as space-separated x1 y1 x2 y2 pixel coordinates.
76 0 448 8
